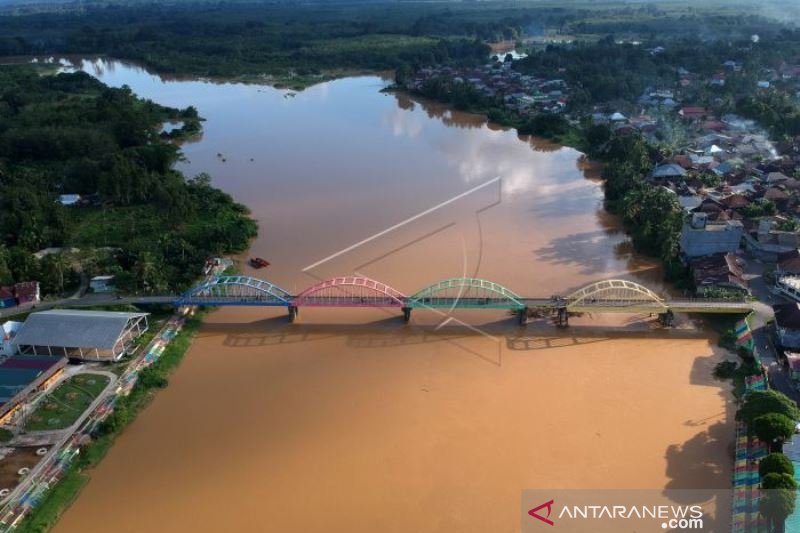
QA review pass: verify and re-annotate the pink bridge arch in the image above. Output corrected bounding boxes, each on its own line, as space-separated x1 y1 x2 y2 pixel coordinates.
291 276 407 307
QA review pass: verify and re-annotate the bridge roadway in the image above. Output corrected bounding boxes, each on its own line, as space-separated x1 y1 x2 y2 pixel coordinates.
1 277 753 325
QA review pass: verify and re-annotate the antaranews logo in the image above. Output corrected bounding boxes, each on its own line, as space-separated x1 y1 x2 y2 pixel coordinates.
522 490 721 532
527 500 555 526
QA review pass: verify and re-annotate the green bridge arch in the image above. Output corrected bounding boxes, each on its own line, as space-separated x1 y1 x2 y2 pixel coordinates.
407 277 525 310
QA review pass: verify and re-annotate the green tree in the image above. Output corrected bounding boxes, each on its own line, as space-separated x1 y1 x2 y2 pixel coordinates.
0 246 13 286
738 391 800 426
762 473 798 490
760 488 795 533
753 413 797 450
38 254 72 296
759 453 795 478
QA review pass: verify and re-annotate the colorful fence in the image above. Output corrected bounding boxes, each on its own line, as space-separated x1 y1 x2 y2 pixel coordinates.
735 319 754 350
732 373 769 533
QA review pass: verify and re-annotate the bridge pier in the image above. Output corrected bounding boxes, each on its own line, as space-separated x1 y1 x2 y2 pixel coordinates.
402 307 411 324
288 305 298 323
658 309 674 327
517 307 528 326
557 307 569 327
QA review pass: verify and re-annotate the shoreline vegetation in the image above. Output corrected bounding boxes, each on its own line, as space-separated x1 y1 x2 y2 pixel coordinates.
0 65 257 300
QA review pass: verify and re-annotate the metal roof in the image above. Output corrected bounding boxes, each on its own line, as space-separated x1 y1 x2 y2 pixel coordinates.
12 309 148 350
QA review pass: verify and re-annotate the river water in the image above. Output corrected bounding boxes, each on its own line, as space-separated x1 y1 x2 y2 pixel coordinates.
50 59 733 533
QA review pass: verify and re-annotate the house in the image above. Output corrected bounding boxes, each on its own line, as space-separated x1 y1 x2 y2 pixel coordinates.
722 194 750 210
1 321 21 356
89 275 116 293
778 250 800 275
651 163 687 180
680 213 744 258
689 252 748 295
744 219 800 260
765 187 790 203
678 195 703 213
14 282 39 305
767 172 791 185
774 302 800 349
679 107 707 119
710 73 726 87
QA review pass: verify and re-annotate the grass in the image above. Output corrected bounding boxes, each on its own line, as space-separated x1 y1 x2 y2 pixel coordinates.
14 467 89 533
16 309 206 532
24 374 110 432
0 427 12 442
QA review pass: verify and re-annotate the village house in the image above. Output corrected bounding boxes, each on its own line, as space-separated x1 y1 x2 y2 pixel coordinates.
688 252 748 296
680 213 744 258
774 302 800 350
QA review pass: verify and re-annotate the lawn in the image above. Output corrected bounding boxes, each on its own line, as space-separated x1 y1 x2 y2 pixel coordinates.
24 374 111 432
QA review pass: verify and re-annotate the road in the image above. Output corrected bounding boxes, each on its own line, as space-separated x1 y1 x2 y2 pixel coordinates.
0 294 178 319
740 257 800 403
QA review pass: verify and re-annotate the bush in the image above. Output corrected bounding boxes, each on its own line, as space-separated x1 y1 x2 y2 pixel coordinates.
713 361 738 380
737 390 800 425
760 453 795 478
759 488 796 532
752 413 797 447
762 472 798 490
718 330 737 350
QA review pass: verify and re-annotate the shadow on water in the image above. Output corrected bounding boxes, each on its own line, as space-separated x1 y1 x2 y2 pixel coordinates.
197 314 714 367
533 230 656 276
661 347 735 532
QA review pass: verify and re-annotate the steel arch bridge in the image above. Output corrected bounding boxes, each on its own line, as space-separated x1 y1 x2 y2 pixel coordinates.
290 276 407 308
172 275 752 324
407 278 525 310
564 279 668 312
178 276 292 307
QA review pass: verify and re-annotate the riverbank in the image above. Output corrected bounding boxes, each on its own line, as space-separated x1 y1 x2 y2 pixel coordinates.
13 307 206 533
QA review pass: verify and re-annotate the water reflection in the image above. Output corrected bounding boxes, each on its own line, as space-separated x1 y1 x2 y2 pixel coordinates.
48 58 732 533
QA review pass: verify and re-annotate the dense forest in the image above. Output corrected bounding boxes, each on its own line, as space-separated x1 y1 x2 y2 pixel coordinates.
0 66 257 296
0 1 792 88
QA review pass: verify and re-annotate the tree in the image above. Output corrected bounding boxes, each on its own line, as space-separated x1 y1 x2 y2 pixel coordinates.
760 488 795 533
762 473 798 490
738 391 800 426
0 246 13 286
752 413 797 450
759 453 795 478
38 254 74 296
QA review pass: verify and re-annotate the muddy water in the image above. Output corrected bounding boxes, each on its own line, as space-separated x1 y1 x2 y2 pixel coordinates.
53 59 733 533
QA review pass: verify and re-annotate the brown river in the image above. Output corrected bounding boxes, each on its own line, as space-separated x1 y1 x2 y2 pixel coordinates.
52 59 733 533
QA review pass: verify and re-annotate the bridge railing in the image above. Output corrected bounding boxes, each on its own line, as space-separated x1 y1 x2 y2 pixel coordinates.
666 297 749 304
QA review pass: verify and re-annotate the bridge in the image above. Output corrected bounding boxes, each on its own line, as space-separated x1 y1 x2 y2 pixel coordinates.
175 276 753 326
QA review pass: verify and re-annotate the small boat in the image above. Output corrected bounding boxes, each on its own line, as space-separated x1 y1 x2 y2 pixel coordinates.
249 257 270 269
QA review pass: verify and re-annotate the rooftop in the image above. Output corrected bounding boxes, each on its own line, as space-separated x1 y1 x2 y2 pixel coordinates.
0 355 65 409
774 302 800 329
13 309 149 350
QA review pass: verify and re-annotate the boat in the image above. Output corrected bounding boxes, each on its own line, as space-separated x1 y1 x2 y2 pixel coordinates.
249 257 270 269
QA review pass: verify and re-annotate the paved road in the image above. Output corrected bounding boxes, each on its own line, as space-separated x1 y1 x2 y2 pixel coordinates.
0 294 178 319
739 259 800 403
